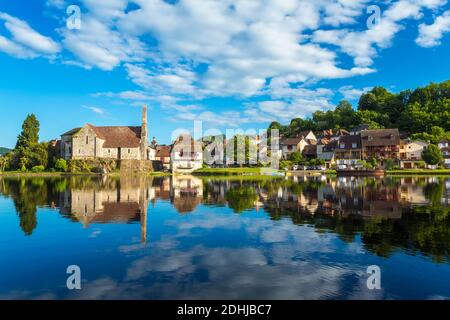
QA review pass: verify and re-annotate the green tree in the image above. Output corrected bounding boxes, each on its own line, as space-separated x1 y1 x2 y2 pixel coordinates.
16 114 40 150
0 156 8 172
288 151 303 164
54 158 68 172
422 145 443 166
13 115 48 170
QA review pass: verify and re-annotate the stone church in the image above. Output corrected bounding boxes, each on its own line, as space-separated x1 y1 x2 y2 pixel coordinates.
60 106 151 161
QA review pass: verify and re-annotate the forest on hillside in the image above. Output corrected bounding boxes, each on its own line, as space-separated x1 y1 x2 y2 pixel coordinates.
268 80 450 143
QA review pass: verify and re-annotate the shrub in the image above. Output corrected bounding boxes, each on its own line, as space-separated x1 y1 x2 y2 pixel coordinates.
385 158 396 170
54 158 67 172
31 165 45 173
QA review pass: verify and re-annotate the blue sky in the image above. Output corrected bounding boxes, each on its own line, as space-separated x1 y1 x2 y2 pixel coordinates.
0 0 449 148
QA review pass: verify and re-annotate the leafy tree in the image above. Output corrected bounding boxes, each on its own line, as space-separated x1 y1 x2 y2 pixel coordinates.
411 126 450 144
422 145 443 166
289 151 303 164
54 158 68 172
0 156 8 172
12 115 48 170
16 114 40 150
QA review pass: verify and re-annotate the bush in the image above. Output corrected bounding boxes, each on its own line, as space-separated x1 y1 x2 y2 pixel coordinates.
385 158 396 170
54 158 67 172
280 160 293 170
31 165 45 173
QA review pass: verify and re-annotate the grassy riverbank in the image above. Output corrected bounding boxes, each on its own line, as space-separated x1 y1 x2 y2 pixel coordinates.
387 169 450 175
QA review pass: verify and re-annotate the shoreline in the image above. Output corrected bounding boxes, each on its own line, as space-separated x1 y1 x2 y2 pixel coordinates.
1 168 450 178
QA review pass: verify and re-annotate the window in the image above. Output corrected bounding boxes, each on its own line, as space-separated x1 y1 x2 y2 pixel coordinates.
78 149 81 154
108 149 111 153
86 136 89 144
352 143 357 149
340 143 345 149
128 149 130 154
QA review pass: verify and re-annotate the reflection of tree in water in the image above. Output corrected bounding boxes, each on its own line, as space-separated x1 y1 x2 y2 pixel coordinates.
261 178 450 263
0 177 62 235
225 185 258 213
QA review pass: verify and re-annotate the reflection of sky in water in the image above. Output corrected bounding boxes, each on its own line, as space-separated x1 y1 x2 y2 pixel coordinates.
0 176 449 300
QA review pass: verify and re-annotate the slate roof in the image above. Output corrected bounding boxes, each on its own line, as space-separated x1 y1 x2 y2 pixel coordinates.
281 137 303 146
361 129 400 147
337 135 362 150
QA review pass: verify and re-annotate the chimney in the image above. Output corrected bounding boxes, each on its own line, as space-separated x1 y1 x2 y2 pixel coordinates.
141 105 148 160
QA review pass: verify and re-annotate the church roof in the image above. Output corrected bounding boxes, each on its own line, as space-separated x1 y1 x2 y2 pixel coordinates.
62 124 142 148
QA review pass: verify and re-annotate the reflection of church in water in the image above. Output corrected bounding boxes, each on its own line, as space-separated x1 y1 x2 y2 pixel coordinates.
60 176 205 242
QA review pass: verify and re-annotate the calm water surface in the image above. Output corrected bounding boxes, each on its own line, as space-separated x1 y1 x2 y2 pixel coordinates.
0 175 449 300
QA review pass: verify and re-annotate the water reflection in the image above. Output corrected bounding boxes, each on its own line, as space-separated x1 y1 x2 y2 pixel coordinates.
0 175 448 262
0 175 449 299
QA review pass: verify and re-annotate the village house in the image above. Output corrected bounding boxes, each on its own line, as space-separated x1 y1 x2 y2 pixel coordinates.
60 106 151 162
171 134 203 174
334 135 362 167
155 145 172 170
399 139 429 169
280 131 317 159
361 129 401 167
317 139 337 168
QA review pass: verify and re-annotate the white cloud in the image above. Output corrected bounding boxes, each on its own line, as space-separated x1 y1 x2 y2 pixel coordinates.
60 17 147 71
0 12 60 58
339 85 373 101
46 0 67 9
83 105 106 115
313 0 448 67
416 10 450 47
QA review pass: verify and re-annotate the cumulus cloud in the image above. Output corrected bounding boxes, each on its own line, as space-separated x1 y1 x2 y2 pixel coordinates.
339 85 373 101
416 10 450 47
313 0 448 67
0 12 60 58
1 0 449 126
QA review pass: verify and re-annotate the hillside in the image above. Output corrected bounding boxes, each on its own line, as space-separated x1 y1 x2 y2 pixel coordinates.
0 147 11 155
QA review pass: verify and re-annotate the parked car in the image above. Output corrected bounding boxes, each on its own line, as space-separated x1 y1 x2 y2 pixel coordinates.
293 165 299 171
307 166 316 170
316 166 326 171
298 165 306 170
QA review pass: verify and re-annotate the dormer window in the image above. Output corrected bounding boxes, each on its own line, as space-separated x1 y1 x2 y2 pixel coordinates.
368 136 373 141
390 134 395 140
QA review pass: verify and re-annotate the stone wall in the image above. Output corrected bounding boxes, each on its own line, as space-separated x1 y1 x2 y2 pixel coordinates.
119 160 153 173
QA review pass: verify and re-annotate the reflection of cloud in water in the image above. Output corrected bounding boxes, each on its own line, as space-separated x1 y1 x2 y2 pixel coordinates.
69 212 380 300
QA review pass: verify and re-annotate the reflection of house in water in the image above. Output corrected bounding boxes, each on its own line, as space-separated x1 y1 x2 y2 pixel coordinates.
60 177 150 243
170 176 203 214
399 177 428 205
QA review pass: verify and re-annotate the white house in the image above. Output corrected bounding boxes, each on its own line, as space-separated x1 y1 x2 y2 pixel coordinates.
171 134 203 174
280 131 317 159
399 140 429 169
